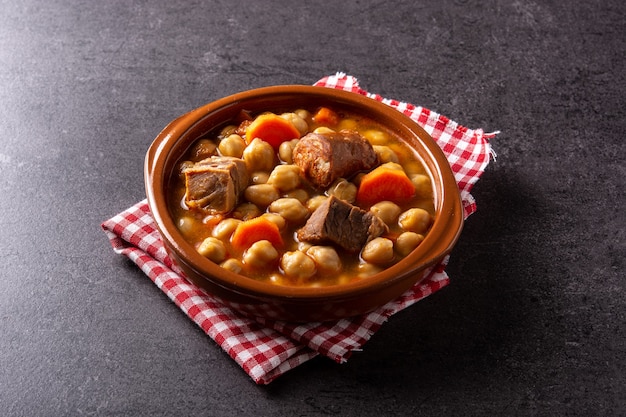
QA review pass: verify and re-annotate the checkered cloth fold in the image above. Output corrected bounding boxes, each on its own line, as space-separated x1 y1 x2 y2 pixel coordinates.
101 73 496 384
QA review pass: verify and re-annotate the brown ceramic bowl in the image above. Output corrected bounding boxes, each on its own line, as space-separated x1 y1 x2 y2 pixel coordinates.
145 85 463 322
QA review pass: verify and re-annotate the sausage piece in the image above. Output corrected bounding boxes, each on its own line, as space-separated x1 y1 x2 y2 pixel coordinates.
292 130 379 189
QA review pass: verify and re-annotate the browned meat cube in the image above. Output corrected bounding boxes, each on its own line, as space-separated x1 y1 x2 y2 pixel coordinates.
292 130 379 189
184 156 248 213
296 196 387 252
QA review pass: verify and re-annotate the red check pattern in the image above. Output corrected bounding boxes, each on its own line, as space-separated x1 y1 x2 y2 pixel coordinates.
101 73 496 384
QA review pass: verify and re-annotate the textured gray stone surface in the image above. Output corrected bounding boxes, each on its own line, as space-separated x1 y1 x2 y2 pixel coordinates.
1 0 624 415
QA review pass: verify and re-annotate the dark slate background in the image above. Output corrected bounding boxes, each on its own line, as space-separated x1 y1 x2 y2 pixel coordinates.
1 1 624 416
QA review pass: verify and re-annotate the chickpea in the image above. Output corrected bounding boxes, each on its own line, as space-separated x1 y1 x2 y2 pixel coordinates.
280 251 317 280
294 109 311 120
278 139 299 164
306 195 328 212
361 237 394 265
267 273 287 286
197 237 227 263
251 171 270 184
395 232 425 256
202 214 222 227
313 126 335 134
306 246 342 273
243 240 279 268
327 178 357 203
260 213 286 230
190 139 217 161
352 172 366 186
337 118 358 131
242 138 274 172
232 202 261 221
220 258 243 274
267 164 301 191
218 134 246 158
268 198 309 224
177 216 196 237
362 129 389 146
410 174 432 198
219 124 238 139
334 273 353 286
212 218 242 240
357 262 383 278
280 112 309 136
398 208 432 234
369 201 401 227
244 184 280 207
373 145 399 164
402 160 427 177
284 188 309 204
381 161 404 172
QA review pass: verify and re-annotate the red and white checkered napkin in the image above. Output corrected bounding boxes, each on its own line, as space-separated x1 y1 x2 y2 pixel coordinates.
101 73 496 384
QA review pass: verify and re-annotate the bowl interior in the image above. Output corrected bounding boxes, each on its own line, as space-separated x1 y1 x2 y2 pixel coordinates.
145 85 463 303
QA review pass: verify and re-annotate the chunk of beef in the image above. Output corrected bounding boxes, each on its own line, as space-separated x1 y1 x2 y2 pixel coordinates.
296 196 388 252
184 156 248 213
292 130 379 189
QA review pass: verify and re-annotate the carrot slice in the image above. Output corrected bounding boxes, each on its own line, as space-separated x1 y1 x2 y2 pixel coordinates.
245 113 301 150
230 216 284 251
313 106 339 126
356 164 416 204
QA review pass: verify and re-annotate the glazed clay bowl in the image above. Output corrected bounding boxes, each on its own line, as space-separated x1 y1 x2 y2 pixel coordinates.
145 85 463 322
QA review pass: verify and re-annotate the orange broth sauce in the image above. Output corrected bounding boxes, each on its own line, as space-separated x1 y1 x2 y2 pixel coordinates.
167 108 434 287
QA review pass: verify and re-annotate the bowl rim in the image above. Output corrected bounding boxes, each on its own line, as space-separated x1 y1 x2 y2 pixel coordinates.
145 84 464 302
